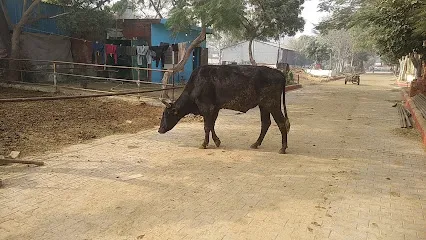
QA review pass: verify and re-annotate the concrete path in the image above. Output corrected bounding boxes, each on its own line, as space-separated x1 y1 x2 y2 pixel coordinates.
1 74 425 240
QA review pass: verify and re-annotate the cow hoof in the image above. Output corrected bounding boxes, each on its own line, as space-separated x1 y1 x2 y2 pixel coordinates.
250 143 259 149
199 144 207 149
214 139 221 147
279 148 287 154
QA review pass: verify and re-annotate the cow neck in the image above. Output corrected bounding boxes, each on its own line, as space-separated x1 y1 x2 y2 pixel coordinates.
174 92 196 117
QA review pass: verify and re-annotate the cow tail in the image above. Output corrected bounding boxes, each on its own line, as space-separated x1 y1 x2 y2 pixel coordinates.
282 71 290 132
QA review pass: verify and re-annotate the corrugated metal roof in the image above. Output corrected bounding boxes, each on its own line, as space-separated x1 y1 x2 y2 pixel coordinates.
5 0 66 35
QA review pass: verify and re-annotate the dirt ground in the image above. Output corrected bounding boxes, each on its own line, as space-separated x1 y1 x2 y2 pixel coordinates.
0 87 163 157
1 74 425 240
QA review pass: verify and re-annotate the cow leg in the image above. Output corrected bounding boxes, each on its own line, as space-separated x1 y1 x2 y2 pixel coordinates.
199 105 219 149
250 107 271 149
211 109 221 147
200 115 211 149
271 109 288 154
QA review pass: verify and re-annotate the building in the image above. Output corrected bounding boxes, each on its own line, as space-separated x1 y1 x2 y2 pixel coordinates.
2 0 73 64
221 40 297 66
3 0 66 35
110 19 211 83
2 0 210 84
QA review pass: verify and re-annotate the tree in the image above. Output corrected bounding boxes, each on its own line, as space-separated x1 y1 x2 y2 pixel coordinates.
158 0 305 98
289 35 329 68
228 0 305 65
207 33 239 64
2 0 113 81
317 0 426 76
157 0 245 97
288 36 314 67
111 0 174 19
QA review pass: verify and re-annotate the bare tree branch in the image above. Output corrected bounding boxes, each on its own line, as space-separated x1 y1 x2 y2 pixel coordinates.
23 0 28 15
94 0 111 10
27 14 53 25
0 0 12 28
18 0 42 28
149 0 164 18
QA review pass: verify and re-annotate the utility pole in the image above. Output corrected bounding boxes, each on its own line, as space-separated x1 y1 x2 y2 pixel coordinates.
276 36 281 66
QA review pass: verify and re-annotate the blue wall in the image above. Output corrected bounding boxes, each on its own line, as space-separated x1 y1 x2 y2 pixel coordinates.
150 23 207 83
5 0 65 35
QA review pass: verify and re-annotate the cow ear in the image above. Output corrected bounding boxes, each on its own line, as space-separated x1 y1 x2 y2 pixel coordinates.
160 98 172 108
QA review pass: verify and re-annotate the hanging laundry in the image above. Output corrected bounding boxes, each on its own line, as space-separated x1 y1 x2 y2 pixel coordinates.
105 44 118 64
117 46 126 56
149 43 169 68
172 44 179 52
125 46 137 56
92 41 105 64
136 46 150 66
149 50 156 64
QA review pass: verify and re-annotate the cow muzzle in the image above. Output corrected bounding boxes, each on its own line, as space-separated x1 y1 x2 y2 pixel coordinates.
158 128 166 134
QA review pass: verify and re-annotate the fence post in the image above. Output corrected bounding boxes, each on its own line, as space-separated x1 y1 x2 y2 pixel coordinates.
297 74 300 84
137 69 141 100
53 62 57 91
172 51 175 101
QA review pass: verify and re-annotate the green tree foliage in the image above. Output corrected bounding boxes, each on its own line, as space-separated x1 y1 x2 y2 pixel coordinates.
317 0 426 64
44 0 114 39
304 36 330 64
167 0 305 65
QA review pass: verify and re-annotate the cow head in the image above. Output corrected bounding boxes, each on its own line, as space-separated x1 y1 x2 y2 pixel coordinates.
158 99 180 134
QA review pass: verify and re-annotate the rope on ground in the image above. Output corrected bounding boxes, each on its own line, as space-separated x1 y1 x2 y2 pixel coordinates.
0 87 184 103
0 158 45 166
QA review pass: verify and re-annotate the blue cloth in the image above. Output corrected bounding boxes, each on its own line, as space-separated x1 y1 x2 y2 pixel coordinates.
92 42 105 64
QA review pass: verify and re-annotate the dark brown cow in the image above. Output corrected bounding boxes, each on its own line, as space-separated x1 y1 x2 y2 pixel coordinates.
158 65 290 154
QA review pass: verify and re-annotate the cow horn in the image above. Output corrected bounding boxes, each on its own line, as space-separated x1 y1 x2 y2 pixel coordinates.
160 98 172 108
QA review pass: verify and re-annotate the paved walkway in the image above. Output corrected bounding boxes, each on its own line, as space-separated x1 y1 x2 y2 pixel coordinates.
1 74 425 240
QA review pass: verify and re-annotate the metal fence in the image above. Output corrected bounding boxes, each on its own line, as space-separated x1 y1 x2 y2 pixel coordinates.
0 58 182 101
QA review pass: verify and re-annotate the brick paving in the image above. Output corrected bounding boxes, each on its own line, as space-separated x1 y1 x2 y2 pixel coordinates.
1 74 425 240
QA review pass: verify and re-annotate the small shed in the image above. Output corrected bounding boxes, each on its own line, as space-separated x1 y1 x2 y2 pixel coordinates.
221 40 297 66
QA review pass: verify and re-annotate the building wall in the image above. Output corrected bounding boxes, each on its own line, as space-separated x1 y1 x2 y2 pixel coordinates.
222 41 297 65
5 0 65 35
221 42 248 64
0 4 10 54
222 41 279 65
119 20 153 44
150 23 207 83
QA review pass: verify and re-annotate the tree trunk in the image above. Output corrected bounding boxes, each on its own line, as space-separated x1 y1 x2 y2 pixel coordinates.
160 26 207 99
409 53 422 80
0 0 12 28
7 0 42 82
248 38 256 66
0 0 11 54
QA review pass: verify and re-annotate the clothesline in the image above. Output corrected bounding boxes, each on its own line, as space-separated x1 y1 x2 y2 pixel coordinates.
21 26 193 68
23 26 92 42
22 26 195 45
92 42 188 69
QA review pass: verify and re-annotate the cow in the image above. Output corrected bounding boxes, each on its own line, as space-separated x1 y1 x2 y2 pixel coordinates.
158 65 291 154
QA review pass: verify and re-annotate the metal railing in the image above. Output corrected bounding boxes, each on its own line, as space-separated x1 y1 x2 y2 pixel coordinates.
0 58 181 101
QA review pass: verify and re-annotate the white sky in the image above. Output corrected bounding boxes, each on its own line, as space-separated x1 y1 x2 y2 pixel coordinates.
297 0 329 37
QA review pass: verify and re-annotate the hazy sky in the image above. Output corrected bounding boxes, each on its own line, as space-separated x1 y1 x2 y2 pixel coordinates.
298 0 329 36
